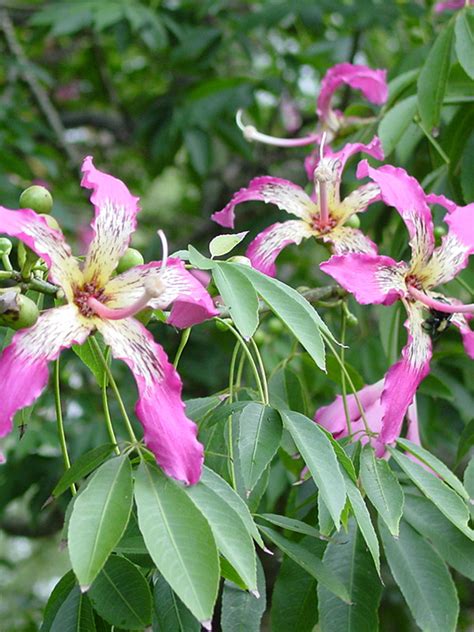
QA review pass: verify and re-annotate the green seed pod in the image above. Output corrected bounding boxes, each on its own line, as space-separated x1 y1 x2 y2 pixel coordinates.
0 238 12 256
344 214 361 229
19 185 53 215
434 226 447 239
0 293 39 330
227 255 252 266
215 318 232 332
39 214 61 231
268 317 284 334
116 248 145 274
345 312 359 327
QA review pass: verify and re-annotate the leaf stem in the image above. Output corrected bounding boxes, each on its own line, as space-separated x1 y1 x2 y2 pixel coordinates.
339 306 352 436
89 336 138 444
102 348 120 455
248 337 269 405
53 358 76 495
227 341 240 489
173 327 191 369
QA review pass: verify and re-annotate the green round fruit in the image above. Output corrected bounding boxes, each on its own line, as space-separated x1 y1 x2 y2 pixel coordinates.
39 214 61 231
0 238 12 256
345 312 359 327
253 330 266 345
116 248 145 273
434 226 447 239
268 317 284 334
19 185 53 214
0 294 39 330
344 214 361 229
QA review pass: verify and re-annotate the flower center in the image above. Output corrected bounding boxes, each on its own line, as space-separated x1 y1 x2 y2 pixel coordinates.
312 214 337 234
74 282 106 317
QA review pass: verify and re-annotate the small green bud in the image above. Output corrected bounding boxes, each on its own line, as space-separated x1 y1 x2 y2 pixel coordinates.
227 255 252 266
19 185 53 215
345 312 359 327
268 317 284 334
434 226 447 239
253 330 266 345
116 248 144 274
0 293 39 330
344 214 361 229
215 318 232 332
39 214 61 231
0 238 12 256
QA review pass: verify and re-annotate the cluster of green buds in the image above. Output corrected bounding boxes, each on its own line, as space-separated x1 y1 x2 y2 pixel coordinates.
0 185 55 331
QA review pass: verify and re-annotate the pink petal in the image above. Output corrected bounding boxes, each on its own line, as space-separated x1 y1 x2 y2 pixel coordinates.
316 63 388 123
104 258 218 328
357 162 435 269
423 197 474 286
321 253 407 305
211 176 315 229
245 220 314 277
434 0 466 12
315 379 385 437
0 305 92 439
380 304 432 447
97 318 204 484
81 156 140 286
324 226 378 256
0 206 81 300
451 310 474 359
305 135 384 182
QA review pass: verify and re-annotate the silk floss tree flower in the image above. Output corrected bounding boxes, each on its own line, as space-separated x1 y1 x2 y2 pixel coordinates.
212 135 384 276
0 157 218 485
321 162 474 454
236 62 388 151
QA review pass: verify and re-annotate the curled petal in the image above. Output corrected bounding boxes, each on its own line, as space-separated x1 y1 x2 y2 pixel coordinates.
423 198 474 286
305 135 384 183
380 303 432 446
315 379 385 437
450 310 474 359
321 253 407 305
81 156 140 286
317 63 388 123
0 206 81 300
104 258 218 328
324 225 378 256
357 161 434 270
97 318 204 484
0 305 92 439
245 220 314 277
211 176 316 229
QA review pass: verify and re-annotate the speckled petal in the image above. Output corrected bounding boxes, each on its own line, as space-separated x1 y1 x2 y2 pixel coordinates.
211 176 316 229
321 253 407 305
0 206 81 300
104 258 218 328
245 220 314 277
357 161 434 272
450 308 474 359
316 63 388 123
97 317 204 484
380 303 432 446
0 304 92 439
324 225 378 255
81 156 140 286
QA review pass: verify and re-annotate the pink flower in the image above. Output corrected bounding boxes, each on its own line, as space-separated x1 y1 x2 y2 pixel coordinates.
0 156 218 485
237 63 387 149
321 162 474 449
434 0 471 12
212 137 384 277
315 379 421 457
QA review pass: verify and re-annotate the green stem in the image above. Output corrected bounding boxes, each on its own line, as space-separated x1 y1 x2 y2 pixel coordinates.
415 119 450 164
339 307 352 436
235 347 246 389
102 348 120 455
215 317 266 403
454 275 474 297
28 277 60 296
1 254 13 271
89 336 138 444
173 327 191 369
249 337 269 405
0 270 13 279
53 359 76 495
320 331 372 437
227 341 240 489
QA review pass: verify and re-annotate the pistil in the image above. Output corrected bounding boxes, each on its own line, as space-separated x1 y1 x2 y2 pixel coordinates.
88 277 165 320
409 286 474 314
314 133 330 227
236 109 320 147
